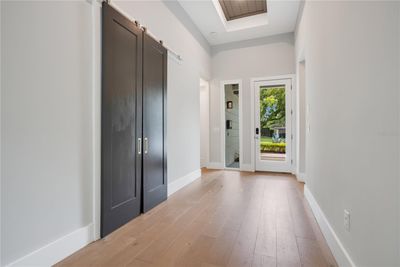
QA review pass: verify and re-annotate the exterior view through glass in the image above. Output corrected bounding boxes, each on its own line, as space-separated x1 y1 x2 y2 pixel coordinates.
259 85 286 161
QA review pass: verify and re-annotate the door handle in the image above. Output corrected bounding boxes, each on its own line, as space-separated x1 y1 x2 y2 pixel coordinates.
137 138 142 155
144 137 148 154
255 128 260 139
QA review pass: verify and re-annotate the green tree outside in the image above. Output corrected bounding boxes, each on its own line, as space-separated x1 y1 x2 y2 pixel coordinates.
260 86 286 130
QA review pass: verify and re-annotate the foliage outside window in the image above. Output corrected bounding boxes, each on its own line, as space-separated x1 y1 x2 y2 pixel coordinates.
260 87 285 131
260 86 286 153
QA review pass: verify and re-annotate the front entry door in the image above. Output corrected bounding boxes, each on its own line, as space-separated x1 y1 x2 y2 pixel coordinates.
101 3 143 237
255 78 292 172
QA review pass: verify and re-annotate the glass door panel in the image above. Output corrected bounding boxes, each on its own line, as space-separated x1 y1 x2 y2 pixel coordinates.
259 85 286 162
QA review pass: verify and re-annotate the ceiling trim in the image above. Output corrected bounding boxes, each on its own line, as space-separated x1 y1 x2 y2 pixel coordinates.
211 32 294 55
177 0 300 46
294 0 306 38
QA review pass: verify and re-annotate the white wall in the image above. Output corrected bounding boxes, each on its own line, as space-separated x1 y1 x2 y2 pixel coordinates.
296 1 400 266
200 80 210 168
1 0 211 265
1 1 93 265
296 61 306 177
398 4 400 261
210 33 295 168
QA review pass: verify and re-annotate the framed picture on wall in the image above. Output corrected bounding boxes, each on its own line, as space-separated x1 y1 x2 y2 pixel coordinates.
226 101 233 109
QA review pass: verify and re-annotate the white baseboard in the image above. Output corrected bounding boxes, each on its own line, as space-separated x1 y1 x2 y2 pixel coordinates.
6 224 94 267
240 163 254 172
206 162 254 172
200 157 206 168
206 162 224 169
304 186 356 267
296 172 306 182
168 169 201 196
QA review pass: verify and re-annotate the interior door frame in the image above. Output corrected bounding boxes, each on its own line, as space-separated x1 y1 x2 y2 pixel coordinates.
250 74 296 173
220 79 243 170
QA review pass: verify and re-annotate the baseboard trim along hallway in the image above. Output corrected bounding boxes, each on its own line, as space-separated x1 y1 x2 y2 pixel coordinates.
6 224 94 267
206 162 224 169
239 163 254 172
6 169 202 267
304 185 356 267
168 169 202 196
296 172 306 182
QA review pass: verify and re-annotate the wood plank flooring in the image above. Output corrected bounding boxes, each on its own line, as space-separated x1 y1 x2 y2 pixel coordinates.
56 169 337 267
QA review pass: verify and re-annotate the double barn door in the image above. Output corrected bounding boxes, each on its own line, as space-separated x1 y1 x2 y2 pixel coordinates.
101 3 167 237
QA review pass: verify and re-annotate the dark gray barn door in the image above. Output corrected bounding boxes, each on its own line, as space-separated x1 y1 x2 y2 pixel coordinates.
101 2 143 237
142 33 167 212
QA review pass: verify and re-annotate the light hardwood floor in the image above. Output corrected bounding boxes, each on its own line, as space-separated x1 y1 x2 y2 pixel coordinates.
56 169 337 267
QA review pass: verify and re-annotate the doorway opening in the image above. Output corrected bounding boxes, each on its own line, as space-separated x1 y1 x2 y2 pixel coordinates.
222 81 242 169
254 78 293 172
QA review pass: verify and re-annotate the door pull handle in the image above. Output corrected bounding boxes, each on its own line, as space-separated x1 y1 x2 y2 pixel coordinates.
138 138 142 155
144 137 148 154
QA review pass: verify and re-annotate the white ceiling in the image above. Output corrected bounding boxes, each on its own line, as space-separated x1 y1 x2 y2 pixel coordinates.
177 0 301 46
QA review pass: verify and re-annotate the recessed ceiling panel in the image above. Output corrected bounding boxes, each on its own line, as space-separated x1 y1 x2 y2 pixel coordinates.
218 0 267 21
177 0 300 45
